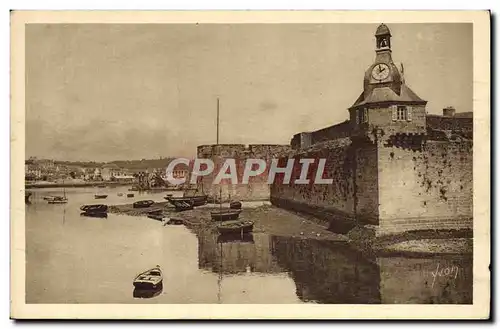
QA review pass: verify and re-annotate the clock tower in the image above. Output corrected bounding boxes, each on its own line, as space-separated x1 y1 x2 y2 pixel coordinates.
349 24 427 143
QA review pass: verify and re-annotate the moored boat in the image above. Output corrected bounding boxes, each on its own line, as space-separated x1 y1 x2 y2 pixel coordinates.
80 204 108 214
25 191 32 204
217 220 254 235
210 209 242 221
127 193 135 198
47 196 68 204
229 201 242 210
133 200 155 208
133 266 163 289
94 194 108 199
117 193 123 196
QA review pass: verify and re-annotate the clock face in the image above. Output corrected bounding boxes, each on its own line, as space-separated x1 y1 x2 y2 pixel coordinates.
371 63 390 81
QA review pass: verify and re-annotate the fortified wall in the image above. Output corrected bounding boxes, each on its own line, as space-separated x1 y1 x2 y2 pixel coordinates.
270 24 473 236
196 144 291 202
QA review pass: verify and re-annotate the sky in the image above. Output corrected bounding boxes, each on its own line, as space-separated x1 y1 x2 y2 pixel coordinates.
25 23 472 162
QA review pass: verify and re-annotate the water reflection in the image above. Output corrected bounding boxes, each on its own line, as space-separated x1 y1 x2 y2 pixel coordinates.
197 232 472 304
197 230 282 275
133 286 163 299
26 187 472 304
270 236 472 304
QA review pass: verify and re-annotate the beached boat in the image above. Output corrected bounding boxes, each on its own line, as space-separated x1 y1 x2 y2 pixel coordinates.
165 195 208 207
147 213 166 221
133 266 163 289
164 217 184 225
210 209 242 221
133 200 155 208
217 220 254 235
80 204 108 214
170 200 194 212
94 194 108 199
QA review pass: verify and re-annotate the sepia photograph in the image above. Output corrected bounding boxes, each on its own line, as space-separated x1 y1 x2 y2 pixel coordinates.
10 10 490 319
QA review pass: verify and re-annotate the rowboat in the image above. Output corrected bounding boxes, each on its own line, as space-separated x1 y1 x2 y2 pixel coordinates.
47 196 68 204
217 220 254 235
80 204 108 214
80 212 108 218
165 195 208 207
117 193 123 196
94 194 108 199
133 200 155 208
229 201 242 210
127 193 135 198
210 209 242 221
164 217 184 225
133 287 162 299
25 192 32 204
133 266 163 289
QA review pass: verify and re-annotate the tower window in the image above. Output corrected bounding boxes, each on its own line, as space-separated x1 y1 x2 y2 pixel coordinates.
392 105 412 122
397 106 407 121
356 108 368 124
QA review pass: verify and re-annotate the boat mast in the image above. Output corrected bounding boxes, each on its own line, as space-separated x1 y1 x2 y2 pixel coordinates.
217 98 222 210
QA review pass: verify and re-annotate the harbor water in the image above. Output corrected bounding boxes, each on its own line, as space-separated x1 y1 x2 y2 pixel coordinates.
25 187 473 304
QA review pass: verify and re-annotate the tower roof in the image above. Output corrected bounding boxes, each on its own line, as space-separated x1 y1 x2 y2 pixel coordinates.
375 23 391 36
350 84 427 108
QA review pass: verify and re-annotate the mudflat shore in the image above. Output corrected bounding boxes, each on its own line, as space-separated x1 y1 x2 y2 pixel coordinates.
108 200 473 256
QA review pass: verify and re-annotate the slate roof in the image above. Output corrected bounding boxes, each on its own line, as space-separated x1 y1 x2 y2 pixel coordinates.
351 84 427 108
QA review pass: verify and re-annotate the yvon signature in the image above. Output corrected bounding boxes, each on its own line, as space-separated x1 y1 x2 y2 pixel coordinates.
431 263 460 288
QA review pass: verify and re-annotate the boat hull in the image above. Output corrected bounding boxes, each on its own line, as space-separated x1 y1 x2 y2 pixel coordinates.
210 210 242 221
217 220 254 234
166 195 207 207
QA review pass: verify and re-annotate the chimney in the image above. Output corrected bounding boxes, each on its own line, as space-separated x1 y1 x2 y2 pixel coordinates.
443 106 456 117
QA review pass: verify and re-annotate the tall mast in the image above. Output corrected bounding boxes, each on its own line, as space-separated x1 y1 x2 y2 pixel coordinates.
216 98 220 145
217 98 222 209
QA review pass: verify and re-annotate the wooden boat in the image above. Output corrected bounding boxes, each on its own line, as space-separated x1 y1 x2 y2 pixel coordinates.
80 204 108 214
25 192 32 204
164 217 184 225
94 194 108 199
97 184 106 188
217 220 254 235
229 201 242 210
165 195 208 207
133 266 163 289
80 212 108 218
133 286 162 299
127 193 135 198
133 200 155 208
47 196 68 204
210 209 242 221
170 200 194 212
147 209 163 216
147 213 165 221
117 193 123 196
